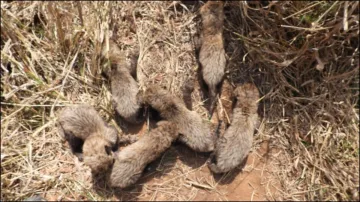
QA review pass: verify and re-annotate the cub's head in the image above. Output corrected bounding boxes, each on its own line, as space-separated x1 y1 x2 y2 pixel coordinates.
83 135 115 174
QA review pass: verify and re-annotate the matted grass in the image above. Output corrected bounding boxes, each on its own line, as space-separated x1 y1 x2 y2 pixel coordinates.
1 1 359 201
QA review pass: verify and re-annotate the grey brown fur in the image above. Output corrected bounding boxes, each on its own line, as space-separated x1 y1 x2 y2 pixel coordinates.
108 121 178 188
199 1 226 113
58 105 135 174
58 105 117 173
102 40 143 124
142 84 216 152
111 66 143 124
208 83 260 173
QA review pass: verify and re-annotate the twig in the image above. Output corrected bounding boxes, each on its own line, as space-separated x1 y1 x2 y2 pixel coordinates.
282 2 323 20
76 2 84 27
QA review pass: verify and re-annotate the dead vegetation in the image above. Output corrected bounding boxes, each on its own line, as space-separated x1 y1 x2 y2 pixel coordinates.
1 1 358 201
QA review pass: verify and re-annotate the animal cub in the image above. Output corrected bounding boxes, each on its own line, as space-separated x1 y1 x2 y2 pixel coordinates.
199 1 226 114
208 83 260 173
108 121 178 188
102 39 143 124
58 105 134 174
142 84 216 152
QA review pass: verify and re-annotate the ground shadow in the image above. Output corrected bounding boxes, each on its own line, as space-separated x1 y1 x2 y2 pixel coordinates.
113 110 146 135
173 142 211 169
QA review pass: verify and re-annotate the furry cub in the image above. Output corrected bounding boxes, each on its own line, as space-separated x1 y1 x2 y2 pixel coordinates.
111 66 143 124
102 39 143 124
199 1 226 113
208 83 260 173
58 105 123 174
142 84 216 152
108 121 178 188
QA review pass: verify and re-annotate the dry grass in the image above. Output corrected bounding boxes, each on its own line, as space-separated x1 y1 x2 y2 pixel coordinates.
1 1 359 201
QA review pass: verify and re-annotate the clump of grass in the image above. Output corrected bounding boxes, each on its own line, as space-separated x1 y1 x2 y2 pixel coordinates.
1 1 203 200
223 1 359 200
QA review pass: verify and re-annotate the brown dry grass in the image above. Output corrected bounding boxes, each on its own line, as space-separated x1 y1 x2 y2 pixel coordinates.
1 1 359 201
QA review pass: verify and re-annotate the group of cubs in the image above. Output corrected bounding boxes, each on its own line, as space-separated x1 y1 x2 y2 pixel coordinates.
57 1 260 189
